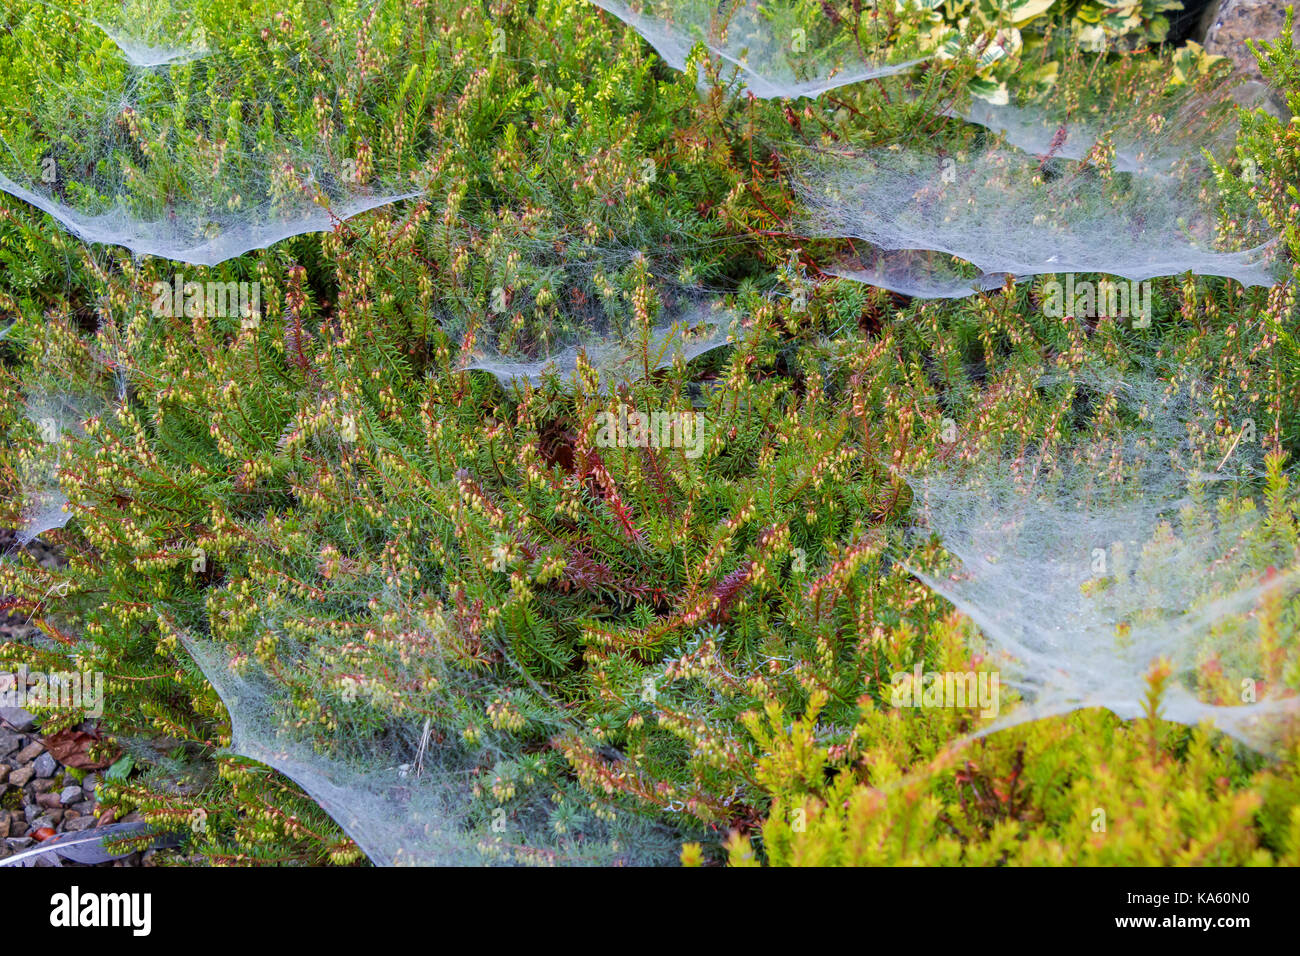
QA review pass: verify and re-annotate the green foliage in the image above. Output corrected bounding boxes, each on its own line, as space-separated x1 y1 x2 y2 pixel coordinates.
0 0 1296 866
732 460 1300 865
739 706 1300 865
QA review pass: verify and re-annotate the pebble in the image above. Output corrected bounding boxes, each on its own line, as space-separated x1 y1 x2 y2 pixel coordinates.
0 610 145 866
15 741 44 763
8 765 33 787
0 708 36 732
33 752 57 778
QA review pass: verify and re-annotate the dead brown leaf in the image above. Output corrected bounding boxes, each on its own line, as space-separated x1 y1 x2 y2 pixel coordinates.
42 728 119 771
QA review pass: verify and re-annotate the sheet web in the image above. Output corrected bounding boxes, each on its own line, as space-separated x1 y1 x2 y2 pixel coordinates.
0 0 419 266
588 0 926 98
903 357 1300 754
796 135 1278 293
794 49 1281 298
169 582 688 865
75 0 213 67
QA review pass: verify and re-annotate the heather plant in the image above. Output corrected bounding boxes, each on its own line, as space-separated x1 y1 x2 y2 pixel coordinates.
0 0 1297 867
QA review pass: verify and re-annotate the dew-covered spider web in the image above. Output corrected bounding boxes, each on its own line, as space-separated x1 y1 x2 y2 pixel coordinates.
797 54 1282 300
0 0 419 266
904 357 1300 754
459 284 738 389
948 79 1239 175
588 0 925 98
170 590 688 865
822 247 1018 300
50 0 215 67
10 389 104 548
796 141 1279 292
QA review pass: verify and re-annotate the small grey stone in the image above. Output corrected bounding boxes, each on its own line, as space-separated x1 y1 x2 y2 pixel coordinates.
6 836 33 850
7 765 33 787
1200 0 1300 116
63 814 95 832
59 785 82 805
81 773 99 793
15 741 44 763
30 815 55 831
71 800 95 814
24 804 40 824
0 732 20 757
33 752 57 778
0 765 8 784
0 708 36 732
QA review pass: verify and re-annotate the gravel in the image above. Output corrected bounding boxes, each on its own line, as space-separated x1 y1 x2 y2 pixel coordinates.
32 752 57 778
1 529 152 865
